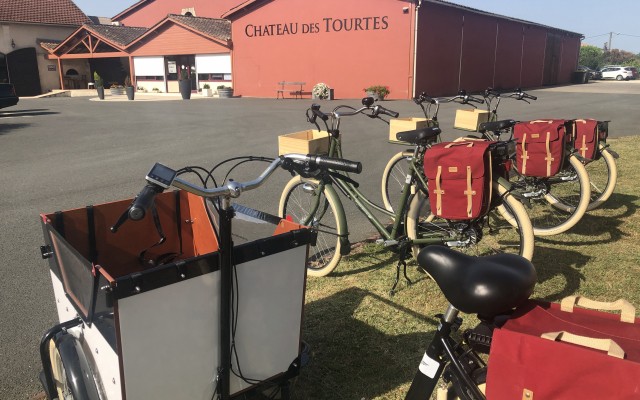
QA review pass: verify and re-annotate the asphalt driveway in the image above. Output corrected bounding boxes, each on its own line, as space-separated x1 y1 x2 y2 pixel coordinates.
1 80 639 399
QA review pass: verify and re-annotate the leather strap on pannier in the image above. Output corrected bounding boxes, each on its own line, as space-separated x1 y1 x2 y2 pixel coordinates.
521 133 529 174
434 165 444 215
544 131 554 176
464 166 475 218
575 119 590 158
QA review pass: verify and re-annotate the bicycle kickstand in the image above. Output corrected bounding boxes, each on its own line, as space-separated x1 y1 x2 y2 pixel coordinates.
389 250 413 296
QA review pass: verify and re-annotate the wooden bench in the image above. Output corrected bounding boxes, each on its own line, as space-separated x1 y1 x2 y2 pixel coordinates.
276 81 306 99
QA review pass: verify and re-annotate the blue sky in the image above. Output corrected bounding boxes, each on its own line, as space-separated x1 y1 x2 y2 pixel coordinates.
73 0 640 54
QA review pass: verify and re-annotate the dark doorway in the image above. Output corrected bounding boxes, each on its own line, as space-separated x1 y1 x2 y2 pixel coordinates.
7 47 42 96
166 55 196 92
0 53 8 83
543 34 562 86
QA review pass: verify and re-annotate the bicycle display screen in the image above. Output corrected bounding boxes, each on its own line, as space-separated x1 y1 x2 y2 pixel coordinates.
146 163 177 188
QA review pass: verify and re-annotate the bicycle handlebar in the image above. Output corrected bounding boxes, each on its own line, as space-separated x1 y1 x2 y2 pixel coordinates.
126 154 361 222
414 92 437 105
128 184 163 220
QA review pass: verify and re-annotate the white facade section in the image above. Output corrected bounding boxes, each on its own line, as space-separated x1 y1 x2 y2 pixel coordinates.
50 272 122 400
195 54 231 74
133 56 165 76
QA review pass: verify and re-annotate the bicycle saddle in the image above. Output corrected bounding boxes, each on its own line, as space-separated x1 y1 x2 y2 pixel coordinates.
396 127 441 145
417 246 536 317
478 119 516 133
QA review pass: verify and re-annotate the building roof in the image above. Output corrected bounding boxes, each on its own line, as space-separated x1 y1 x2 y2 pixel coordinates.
167 14 231 41
37 39 62 51
430 0 583 38
0 0 92 26
112 0 150 21
221 0 268 19
88 16 113 25
85 24 149 46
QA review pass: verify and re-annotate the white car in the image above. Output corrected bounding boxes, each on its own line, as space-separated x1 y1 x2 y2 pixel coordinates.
600 66 634 81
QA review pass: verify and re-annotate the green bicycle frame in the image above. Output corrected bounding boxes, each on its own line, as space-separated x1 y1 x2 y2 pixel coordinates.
300 132 445 247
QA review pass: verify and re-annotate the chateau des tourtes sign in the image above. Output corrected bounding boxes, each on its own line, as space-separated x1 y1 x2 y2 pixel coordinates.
244 16 389 37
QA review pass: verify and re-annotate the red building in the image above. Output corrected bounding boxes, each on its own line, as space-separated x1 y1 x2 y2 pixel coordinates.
45 0 583 99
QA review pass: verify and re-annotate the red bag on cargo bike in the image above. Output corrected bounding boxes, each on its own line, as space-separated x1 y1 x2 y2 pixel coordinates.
423 140 493 220
572 118 599 160
513 119 569 177
486 296 640 399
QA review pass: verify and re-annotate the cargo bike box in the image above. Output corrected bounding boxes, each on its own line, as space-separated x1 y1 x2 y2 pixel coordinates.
39 190 315 400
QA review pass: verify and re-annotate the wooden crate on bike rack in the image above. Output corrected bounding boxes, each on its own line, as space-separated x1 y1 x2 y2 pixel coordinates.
388 117 435 143
278 129 330 155
454 109 490 131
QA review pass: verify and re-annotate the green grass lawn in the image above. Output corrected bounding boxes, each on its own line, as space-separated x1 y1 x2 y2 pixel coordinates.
291 136 639 399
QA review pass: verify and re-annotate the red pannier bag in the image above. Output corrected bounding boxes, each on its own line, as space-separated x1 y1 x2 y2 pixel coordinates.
572 119 599 160
423 140 493 220
486 296 640 399
513 119 568 177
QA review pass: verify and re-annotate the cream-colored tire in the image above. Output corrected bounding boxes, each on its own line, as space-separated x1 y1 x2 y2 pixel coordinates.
585 145 617 211
503 155 591 236
279 176 344 277
381 151 413 213
406 181 534 260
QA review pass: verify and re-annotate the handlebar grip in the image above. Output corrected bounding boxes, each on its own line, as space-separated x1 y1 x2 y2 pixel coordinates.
312 156 362 174
311 104 329 121
377 105 399 118
524 93 537 100
468 95 485 104
129 184 163 221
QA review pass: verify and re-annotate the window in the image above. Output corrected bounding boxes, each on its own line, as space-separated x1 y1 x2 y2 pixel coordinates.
197 73 229 81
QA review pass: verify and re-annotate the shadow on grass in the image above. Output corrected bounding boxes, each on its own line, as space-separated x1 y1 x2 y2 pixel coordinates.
531 245 589 303
537 192 639 247
294 287 439 399
330 245 395 277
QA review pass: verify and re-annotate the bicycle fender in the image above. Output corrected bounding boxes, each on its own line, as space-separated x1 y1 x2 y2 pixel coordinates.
55 333 102 400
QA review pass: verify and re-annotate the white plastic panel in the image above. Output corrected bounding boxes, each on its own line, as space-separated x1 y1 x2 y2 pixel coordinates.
195 54 231 74
117 245 307 399
230 245 307 394
118 272 221 400
133 56 165 76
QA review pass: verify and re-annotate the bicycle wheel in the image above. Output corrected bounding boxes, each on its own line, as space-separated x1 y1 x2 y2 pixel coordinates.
279 176 344 277
507 155 590 236
49 339 75 400
406 181 534 260
381 151 413 213
584 145 617 211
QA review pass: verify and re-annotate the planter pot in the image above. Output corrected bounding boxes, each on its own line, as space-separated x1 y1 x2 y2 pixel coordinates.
179 79 192 100
125 86 135 100
201 88 213 97
366 91 380 101
218 88 234 98
312 88 334 100
96 86 105 100
110 87 125 96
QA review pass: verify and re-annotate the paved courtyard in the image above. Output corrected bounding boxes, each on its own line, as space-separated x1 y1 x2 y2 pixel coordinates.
1 80 639 399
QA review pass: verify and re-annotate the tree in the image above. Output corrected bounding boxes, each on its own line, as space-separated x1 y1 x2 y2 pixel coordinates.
604 49 637 66
579 45 604 69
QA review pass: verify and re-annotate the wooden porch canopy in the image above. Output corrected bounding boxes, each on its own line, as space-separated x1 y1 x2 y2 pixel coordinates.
42 24 148 60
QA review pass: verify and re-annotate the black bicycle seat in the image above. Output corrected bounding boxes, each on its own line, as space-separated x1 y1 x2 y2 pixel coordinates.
396 127 441 145
478 119 516 133
417 246 536 317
